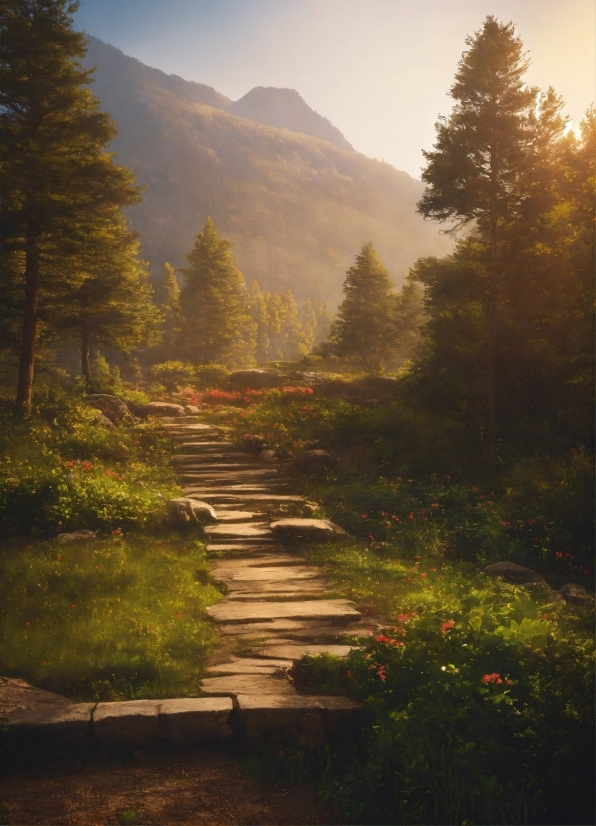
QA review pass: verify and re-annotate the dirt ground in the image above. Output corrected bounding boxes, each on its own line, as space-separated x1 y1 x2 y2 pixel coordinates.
0 748 341 826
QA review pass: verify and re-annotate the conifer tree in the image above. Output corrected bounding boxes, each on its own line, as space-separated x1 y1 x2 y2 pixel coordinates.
160 262 182 356
417 15 566 461
0 0 141 412
180 217 255 365
330 243 398 371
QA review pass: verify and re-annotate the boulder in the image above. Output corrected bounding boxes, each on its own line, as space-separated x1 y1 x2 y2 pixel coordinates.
184 404 201 415
271 518 348 543
559 583 593 603
258 449 277 463
227 369 282 390
93 411 117 431
313 379 350 400
168 497 217 527
137 401 186 417
484 561 548 586
57 530 97 544
85 394 131 424
288 371 328 385
242 434 267 452
293 450 335 472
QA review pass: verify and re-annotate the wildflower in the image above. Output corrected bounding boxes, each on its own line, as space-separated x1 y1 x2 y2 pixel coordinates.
111 528 122 535
430 567 437 572
420 572 427 578
441 620 455 634
431 503 439 508
71 604 76 608
177 612 184 618
480 673 503 685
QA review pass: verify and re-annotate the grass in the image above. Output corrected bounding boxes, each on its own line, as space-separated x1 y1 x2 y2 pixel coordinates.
0 532 223 701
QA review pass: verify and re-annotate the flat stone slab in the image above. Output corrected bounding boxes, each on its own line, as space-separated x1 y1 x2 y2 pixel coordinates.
93 700 160 744
206 544 281 554
157 697 233 743
200 674 296 696
207 599 361 624
213 565 324 581
252 643 358 659
205 523 273 538
214 510 264 523
271 518 348 542
236 694 361 738
206 658 293 675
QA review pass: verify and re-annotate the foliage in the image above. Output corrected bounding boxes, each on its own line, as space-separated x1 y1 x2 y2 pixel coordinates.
0 0 143 410
149 361 196 394
0 399 180 537
250 281 331 363
300 575 594 825
329 243 400 371
179 217 256 365
0 533 221 701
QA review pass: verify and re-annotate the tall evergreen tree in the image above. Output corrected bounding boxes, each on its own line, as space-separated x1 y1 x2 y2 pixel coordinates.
53 213 160 388
160 262 182 357
180 217 255 365
330 243 398 371
417 15 566 462
0 0 141 412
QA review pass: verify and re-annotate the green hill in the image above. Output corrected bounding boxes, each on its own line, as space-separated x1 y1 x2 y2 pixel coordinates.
84 37 451 305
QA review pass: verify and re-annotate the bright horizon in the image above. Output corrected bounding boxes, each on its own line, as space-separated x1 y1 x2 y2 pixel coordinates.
74 0 595 179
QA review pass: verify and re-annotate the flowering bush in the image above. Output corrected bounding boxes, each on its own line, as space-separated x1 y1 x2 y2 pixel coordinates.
302 594 594 825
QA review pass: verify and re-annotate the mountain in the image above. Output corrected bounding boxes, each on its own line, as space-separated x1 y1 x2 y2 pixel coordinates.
227 87 353 151
83 37 451 306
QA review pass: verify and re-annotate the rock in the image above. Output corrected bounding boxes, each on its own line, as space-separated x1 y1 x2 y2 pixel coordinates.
258 448 277 463
236 694 361 739
227 369 282 390
157 697 233 744
184 404 201 415
168 498 217 526
559 583 593 603
91 410 117 431
271 518 347 542
199 673 296 696
242 434 267 452
293 450 335 472
206 598 361 624
0 677 72 722
313 379 350 400
288 371 328 385
85 394 131 424
484 561 548 586
205 523 273 539
56 530 97 544
137 401 186 417
302 502 320 516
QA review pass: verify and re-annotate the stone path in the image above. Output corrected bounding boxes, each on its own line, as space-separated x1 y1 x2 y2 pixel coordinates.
162 416 373 713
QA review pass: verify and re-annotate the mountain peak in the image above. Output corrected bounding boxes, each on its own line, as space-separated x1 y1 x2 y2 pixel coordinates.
228 86 353 151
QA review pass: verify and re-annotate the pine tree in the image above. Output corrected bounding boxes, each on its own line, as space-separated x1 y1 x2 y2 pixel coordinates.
330 243 398 371
250 281 271 363
417 15 566 462
0 0 141 412
179 217 255 365
53 212 160 388
160 262 182 356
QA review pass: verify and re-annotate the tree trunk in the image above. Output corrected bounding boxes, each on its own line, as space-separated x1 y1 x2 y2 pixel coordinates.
81 326 92 391
15 221 40 414
486 142 499 467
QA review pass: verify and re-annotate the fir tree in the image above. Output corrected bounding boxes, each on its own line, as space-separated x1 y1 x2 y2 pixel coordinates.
160 262 182 356
180 217 255 365
330 243 398 371
0 0 141 412
417 15 566 461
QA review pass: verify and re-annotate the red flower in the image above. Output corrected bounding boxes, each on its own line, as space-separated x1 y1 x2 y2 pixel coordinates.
177 612 184 618
440 619 455 634
481 673 503 685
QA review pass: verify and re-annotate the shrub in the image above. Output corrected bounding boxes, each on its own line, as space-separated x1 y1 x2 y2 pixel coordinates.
149 361 197 393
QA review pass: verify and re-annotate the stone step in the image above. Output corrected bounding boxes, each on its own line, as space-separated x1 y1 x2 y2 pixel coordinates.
218 619 375 642
205 523 273 539
207 599 361 625
206 544 282 554
186 492 304 504
225 583 332 600
213 510 265 523
176 462 266 471
250 642 359 660
199 674 296 696
205 658 293 676
212 564 324 581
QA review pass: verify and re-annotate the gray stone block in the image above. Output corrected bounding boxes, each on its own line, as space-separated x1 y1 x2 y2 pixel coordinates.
93 700 160 745
236 694 361 739
158 697 234 744
5 703 94 744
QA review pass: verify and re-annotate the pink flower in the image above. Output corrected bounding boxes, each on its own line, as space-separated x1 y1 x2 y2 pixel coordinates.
481 673 503 685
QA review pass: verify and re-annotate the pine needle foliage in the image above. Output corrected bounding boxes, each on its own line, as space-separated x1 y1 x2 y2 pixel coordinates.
330 243 398 372
180 218 255 365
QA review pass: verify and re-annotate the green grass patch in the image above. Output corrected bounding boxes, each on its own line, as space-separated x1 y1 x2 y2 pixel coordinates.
0 533 223 701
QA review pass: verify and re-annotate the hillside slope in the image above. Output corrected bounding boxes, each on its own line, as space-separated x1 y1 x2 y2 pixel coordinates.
84 37 451 305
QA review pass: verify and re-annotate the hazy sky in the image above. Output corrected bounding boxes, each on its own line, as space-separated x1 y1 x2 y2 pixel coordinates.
74 0 595 179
